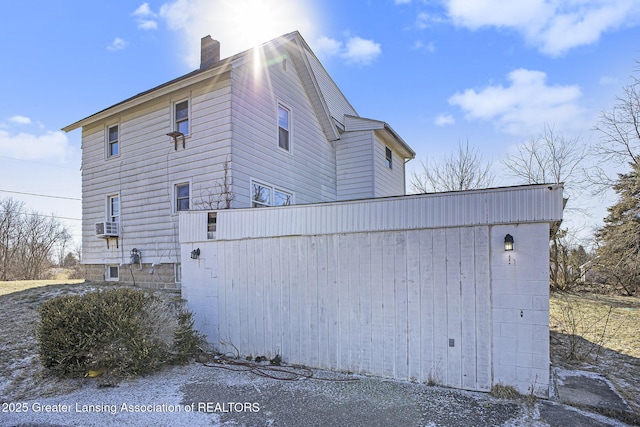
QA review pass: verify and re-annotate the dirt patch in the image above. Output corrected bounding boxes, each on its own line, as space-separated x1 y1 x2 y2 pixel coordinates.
550 291 640 421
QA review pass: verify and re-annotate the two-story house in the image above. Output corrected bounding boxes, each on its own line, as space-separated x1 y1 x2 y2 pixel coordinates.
63 31 415 288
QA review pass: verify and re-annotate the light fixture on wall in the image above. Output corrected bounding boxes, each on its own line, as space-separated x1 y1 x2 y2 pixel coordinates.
167 131 185 150
504 234 514 251
190 248 201 259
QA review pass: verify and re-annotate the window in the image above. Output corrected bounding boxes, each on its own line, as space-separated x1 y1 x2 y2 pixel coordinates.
277 104 290 151
176 183 190 211
207 213 217 239
108 195 119 223
175 100 189 135
385 147 393 169
251 181 292 208
252 183 271 208
175 263 182 284
274 189 292 206
106 265 119 281
107 125 119 157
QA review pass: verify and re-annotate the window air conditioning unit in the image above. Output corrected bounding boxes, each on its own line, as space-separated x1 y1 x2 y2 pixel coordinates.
95 221 119 238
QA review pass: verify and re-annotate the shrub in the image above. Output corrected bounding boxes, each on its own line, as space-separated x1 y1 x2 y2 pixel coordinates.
37 288 203 377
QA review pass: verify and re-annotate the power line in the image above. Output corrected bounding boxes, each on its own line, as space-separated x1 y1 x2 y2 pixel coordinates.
0 210 82 222
0 189 81 201
0 155 79 170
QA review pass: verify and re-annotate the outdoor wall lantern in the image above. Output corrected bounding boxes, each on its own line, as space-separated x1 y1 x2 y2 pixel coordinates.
504 234 514 251
190 248 201 259
167 131 185 150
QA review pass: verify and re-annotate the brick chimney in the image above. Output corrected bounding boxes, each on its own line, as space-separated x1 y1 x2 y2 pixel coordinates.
200 35 220 69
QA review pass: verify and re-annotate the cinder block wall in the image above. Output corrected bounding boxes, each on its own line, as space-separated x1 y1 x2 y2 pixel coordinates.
81 263 178 290
490 223 550 396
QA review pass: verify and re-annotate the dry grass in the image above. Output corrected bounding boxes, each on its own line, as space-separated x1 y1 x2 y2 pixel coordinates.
0 280 182 401
550 291 640 418
0 279 85 297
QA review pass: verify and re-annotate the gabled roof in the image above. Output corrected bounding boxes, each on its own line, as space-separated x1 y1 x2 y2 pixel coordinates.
344 115 415 159
62 32 414 160
62 56 233 133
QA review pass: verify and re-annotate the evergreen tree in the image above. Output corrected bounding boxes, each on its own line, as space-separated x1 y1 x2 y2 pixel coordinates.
596 162 640 295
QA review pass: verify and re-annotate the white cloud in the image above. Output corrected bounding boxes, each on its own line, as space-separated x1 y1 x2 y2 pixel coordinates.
342 37 381 65
133 3 158 30
394 0 412 4
159 0 318 68
444 0 640 56
416 12 446 29
138 20 158 30
107 37 128 51
9 115 31 125
412 40 436 52
315 36 343 57
449 68 586 135
0 130 71 162
133 3 154 17
434 114 455 126
314 35 382 66
599 75 618 85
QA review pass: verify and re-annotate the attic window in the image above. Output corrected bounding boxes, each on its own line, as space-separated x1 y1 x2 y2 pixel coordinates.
385 147 393 169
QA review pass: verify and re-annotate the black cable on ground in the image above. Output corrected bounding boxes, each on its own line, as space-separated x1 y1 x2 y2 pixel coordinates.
199 354 359 382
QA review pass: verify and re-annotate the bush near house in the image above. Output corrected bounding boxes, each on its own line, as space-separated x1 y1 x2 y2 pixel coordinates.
37 288 203 377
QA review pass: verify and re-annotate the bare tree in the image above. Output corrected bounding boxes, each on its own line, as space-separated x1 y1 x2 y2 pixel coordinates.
589 63 640 193
502 124 588 191
0 198 25 280
502 124 588 289
410 140 495 193
0 197 71 280
193 158 235 209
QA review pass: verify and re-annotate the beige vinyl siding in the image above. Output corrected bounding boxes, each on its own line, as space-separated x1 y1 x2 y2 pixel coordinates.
336 130 374 200
81 76 233 265
229 47 337 207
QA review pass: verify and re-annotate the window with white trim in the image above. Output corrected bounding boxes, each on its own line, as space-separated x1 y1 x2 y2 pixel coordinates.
106 265 119 281
107 124 119 157
175 100 189 136
176 183 190 211
108 195 120 223
277 103 290 151
251 181 292 208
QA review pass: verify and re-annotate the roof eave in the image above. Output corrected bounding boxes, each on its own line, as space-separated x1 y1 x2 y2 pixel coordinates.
62 61 233 133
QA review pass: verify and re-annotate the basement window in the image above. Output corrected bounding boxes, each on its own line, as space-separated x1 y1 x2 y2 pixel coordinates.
106 265 119 281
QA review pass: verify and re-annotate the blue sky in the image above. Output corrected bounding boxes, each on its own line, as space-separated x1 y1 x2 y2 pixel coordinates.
1 0 640 248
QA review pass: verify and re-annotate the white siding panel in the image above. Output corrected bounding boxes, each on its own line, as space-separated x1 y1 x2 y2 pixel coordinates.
201 185 563 242
187 224 506 390
230 47 337 208
182 185 559 395
336 130 374 200
304 49 357 123
81 77 233 266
